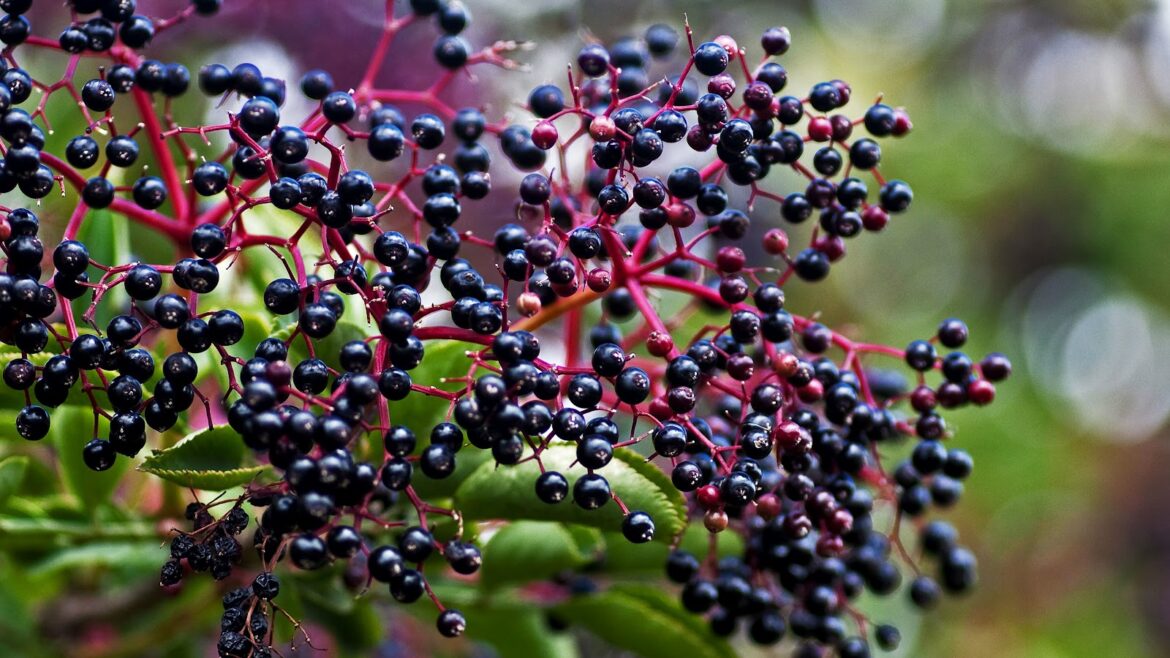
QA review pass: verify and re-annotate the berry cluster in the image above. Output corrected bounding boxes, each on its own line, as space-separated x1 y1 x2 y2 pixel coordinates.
0 1 1010 655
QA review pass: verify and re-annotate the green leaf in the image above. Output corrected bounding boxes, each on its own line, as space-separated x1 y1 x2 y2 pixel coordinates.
283 319 369 372
0 456 29 507
382 339 481 498
74 208 130 326
51 406 128 509
454 444 687 540
410 446 492 499
139 424 270 490
388 339 477 436
195 310 271 389
464 605 580 658
479 521 597 590
598 523 743 575
553 583 735 658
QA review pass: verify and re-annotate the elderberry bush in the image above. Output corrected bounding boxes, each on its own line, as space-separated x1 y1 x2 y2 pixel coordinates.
0 1 1011 656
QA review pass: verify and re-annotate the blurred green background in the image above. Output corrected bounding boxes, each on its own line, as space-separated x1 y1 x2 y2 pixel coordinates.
494 1 1170 653
6 0 1170 656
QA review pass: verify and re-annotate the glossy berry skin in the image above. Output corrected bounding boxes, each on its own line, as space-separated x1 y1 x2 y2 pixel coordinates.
693 42 729 76
573 473 610 510
289 534 329 570
436 609 466 637
621 511 656 543
0 13 1004 654
82 438 116 471
368 546 405 582
535 471 569 504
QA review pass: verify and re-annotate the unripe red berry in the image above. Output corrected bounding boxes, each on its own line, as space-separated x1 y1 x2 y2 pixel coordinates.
797 379 823 403
816 533 844 557
647 331 674 357
829 114 853 141
831 79 851 105
911 385 938 412
716 246 745 273
696 484 721 510
814 235 846 261
517 292 542 317
648 396 673 421
714 35 738 57
763 228 789 254
707 74 736 99
586 268 611 292
703 509 729 533
666 203 696 228
756 493 781 521
827 509 854 534
742 82 773 112
893 109 913 136
771 351 799 377
686 124 712 151
769 95 783 117
968 379 995 406
532 121 558 150
589 116 615 141
862 205 889 231
807 117 832 141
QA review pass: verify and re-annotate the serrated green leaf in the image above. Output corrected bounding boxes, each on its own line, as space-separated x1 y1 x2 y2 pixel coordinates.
553 583 735 658
51 406 128 510
479 521 595 590
139 424 269 490
453 444 687 540
0 456 29 507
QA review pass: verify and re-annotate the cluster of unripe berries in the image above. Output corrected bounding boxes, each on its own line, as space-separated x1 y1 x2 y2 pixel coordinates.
0 1 1010 655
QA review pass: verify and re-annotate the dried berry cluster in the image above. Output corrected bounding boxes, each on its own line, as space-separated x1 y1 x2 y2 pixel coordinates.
0 0 1009 656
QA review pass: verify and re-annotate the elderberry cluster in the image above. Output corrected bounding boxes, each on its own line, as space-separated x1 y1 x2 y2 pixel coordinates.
0 1 1010 655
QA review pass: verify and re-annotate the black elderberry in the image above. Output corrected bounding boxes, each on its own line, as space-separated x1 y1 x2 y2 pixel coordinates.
105 135 139 167
693 41 729 76
436 609 467 638
621 511 655 543
573 473 611 510
82 438 116 471
390 568 425 603
535 470 569 504
289 533 329 570
251 571 280 600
